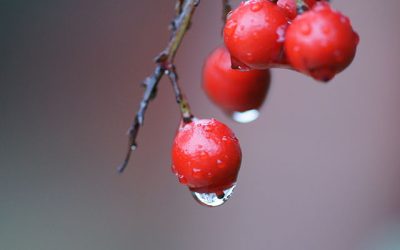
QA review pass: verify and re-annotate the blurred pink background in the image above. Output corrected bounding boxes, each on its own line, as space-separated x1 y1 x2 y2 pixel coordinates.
1 0 400 249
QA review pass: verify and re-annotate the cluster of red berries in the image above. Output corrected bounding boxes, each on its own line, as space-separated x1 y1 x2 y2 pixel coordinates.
171 0 359 206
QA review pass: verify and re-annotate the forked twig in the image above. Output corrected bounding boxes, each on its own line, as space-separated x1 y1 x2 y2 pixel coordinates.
117 0 199 173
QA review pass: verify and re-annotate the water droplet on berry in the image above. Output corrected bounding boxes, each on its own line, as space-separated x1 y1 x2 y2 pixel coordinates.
250 2 262 12
300 23 311 35
276 25 287 43
231 109 260 123
179 176 188 184
340 16 349 24
192 168 203 179
224 20 237 37
322 25 331 35
217 159 226 169
246 52 254 61
171 164 177 174
191 184 236 207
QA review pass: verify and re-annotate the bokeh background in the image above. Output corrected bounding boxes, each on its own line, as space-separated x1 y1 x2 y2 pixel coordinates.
1 0 400 249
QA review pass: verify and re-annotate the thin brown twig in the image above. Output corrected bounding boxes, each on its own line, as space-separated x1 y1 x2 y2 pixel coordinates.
117 0 199 173
222 0 232 24
165 64 193 123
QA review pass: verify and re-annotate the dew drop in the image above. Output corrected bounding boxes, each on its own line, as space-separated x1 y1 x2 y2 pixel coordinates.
276 25 287 43
178 176 188 184
354 32 360 45
217 159 226 169
130 144 137 151
191 184 236 207
246 52 254 61
250 2 262 12
322 25 331 35
300 23 311 35
171 164 177 174
224 20 237 37
192 168 203 179
231 109 260 123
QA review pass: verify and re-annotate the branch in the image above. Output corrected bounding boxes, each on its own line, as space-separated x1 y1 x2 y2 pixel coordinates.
176 0 185 15
117 0 199 173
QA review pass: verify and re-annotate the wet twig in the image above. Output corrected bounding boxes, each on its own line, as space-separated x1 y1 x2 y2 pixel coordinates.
117 0 199 173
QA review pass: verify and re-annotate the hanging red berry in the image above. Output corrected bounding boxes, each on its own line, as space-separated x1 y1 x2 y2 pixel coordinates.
284 2 359 82
171 118 242 207
223 0 289 70
202 46 271 123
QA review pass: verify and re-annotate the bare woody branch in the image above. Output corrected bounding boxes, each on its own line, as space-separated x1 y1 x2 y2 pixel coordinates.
117 0 199 173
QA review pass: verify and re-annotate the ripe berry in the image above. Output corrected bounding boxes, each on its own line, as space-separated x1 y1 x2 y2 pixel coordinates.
277 0 317 20
284 2 359 82
223 0 288 70
171 118 242 206
202 46 271 119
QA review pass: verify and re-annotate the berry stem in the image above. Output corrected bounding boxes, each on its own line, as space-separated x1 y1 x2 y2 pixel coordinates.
296 0 308 14
222 0 232 24
117 0 200 174
166 64 194 123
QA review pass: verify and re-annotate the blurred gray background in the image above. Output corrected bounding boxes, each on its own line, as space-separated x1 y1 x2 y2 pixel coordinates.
1 0 400 249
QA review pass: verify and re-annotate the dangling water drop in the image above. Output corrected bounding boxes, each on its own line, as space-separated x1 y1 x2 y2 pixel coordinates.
191 184 236 207
250 2 262 12
231 109 260 123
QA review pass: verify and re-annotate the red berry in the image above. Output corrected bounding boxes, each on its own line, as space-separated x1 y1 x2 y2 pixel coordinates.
202 46 271 115
284 2 359 82
277 0 317 20
171 119 242 197
223 0 288 70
